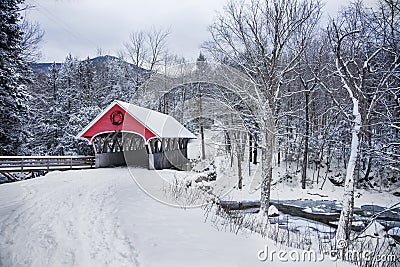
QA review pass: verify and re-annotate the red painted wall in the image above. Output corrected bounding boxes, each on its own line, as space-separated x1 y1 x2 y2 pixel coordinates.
80 103 156 142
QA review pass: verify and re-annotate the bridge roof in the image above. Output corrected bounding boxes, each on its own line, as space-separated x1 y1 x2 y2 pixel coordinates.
77 100 196 143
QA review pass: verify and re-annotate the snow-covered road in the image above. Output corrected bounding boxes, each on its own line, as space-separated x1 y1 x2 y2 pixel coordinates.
0 168 348 266
0 169 139 266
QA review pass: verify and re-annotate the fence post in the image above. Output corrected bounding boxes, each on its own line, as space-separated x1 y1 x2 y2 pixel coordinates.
47 158 50 172
21 158 24 172
70 157 72 169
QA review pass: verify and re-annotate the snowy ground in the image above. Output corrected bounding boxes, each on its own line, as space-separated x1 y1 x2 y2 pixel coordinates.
213 155 398 209
188 131 398 209
0 168 352 267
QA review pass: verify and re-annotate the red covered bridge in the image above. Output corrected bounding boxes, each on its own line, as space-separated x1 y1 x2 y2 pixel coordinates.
77 100 196 170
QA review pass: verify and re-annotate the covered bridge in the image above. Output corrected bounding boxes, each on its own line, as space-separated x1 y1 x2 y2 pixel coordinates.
77 100 196 170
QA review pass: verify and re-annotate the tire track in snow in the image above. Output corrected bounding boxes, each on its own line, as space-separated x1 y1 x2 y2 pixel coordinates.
0 174 140 266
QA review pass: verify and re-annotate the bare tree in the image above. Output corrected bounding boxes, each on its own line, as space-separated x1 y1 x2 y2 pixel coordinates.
327 0 400 243
124 28 169 92
124 27 169 71
297 40 323 189
204 0 322 215
233 130 247 189
147 28 169 71
124 31 147 69
20 18 44 62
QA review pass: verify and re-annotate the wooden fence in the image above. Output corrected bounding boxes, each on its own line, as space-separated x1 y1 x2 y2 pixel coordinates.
0 156 95 173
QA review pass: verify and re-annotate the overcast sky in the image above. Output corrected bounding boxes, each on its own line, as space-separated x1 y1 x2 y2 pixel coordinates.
25 0 370 63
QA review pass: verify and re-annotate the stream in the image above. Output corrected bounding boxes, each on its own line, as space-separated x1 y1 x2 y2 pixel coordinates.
219 199 400 241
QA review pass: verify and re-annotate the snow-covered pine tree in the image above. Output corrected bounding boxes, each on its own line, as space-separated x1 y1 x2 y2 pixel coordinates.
37 62 61 154
0 0 30 155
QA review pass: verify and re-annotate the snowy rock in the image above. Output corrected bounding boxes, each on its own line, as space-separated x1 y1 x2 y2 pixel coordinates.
359 221 386 238
192 159 215 173
328 174 344 186
183 171 216 186
303 207 312 213
268 205 279 217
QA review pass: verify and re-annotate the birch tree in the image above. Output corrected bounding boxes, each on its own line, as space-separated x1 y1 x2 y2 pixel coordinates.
327 0 400 242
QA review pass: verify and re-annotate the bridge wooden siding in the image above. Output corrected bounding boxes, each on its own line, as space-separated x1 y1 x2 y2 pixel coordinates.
0 156 95 173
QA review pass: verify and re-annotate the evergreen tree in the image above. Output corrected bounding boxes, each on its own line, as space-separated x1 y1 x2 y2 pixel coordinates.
0 0 30 155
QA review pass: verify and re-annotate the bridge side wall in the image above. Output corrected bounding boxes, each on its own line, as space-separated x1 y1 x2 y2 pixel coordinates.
148 149 189 170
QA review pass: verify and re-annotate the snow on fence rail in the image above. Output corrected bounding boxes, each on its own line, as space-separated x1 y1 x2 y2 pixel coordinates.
0 156 95 172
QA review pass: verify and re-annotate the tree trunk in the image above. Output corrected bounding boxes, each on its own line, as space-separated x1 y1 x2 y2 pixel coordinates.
335 98 362 242
277 145 281 166
260 123 274 214
363 157 372 184
238 145 243 189
200 83 205 160
253 142 258 164
301 90 310 189
201 125 205 160
249 134 253 163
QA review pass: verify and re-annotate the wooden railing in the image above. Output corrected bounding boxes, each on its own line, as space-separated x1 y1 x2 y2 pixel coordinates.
0 156 95 173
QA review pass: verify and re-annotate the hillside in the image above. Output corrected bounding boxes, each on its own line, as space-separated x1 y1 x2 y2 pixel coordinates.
29 55 147 75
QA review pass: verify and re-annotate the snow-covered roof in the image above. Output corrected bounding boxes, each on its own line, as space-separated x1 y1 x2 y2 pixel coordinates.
115 101 196 139
77 100 196 141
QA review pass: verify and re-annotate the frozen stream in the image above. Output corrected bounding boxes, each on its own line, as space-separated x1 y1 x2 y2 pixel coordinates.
219 199 400 240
